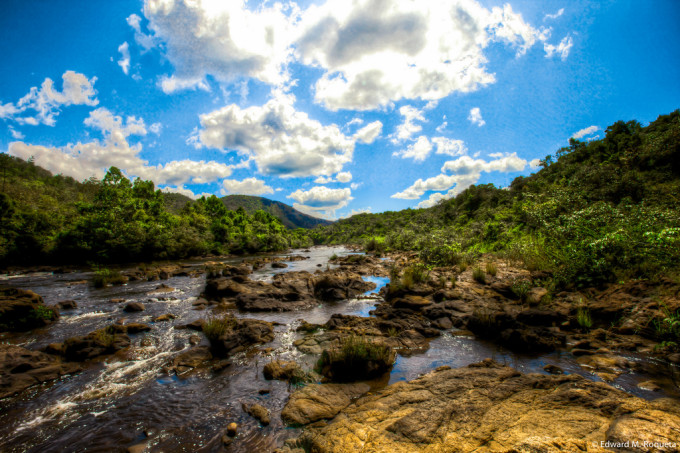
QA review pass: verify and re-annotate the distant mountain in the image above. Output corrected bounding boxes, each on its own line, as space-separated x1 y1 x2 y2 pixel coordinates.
162 192 193 214
220 195 333 229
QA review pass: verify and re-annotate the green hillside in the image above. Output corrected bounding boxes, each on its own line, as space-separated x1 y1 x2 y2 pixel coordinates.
312 110 680 288
221 194 333 229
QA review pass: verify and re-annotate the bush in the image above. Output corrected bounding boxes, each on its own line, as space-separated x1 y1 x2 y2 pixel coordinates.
511 278 531 302
317 335 395 381
472 266 486 284
576 306 593 331
92 267 127 288
485 261 498 276
653 304 680 344
203 314 237 345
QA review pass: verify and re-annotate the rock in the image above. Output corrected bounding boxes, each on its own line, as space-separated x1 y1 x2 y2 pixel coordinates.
0 344 82 399
57 300 78 309
0 287 59 331
432 317 452 329
526 287 549 305
667 353 680 365
543 364 564 374
171 346 213 373
226 422 238 437
263 360 308 382
189 334 201 346
242 403 270 425
515 308 562 327
208 316 275 358
281 383 371 425
123 302 145 312
393 295 432 310
272 262 288 269
154 313 175 322
109 298 126 304
296 361 680 452
63 328 131 361
124 323 152 334
318 339 396 382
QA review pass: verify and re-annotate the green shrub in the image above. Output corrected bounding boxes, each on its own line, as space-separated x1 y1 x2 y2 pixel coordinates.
329 253 338 261
511 278 531 302
576 306 593 331
92 267 127 288
653 304 680 342
472 266 486 284
317 335 395 381
203 314 237 344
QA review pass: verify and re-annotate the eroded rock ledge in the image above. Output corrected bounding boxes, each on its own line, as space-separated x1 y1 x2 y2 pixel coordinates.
280 360 680 453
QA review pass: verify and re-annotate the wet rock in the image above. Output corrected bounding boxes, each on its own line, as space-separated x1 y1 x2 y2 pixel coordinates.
189 334 201 346
242 402 270 425
124 323 152 334
109 298 126 304
543 364 564 374
0 287 59 331
281 383 371 426
63 328 131 361
515 308 562 327
226 422 238 437
431 317 452 330
171 346 213 373
526 287 549 305
296 320 323 332
263 360 309 382
637 380 661 392
154 313 176 322
296 360 680 452
208 316 275 358
123 302 145 312
0 344 82 399
392 295 432 310
318 339 396 382
57 300 77 309
272 262 288 269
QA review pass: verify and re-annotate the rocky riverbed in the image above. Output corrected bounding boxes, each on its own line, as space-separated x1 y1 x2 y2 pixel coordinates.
1 247 679 452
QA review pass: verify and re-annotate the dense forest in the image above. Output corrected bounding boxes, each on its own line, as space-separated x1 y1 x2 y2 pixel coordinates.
221 195 332 229
0 159 311 266
312 110 680 288
2 110 678 288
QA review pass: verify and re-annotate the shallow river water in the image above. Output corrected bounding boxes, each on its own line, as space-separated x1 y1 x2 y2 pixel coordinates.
0 246 678 452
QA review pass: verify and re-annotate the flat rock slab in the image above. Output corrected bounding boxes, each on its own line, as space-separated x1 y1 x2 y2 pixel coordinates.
295 360 680 452
282 383 371 426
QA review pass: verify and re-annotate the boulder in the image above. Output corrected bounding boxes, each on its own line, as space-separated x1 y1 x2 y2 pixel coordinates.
123 302 145 312
171 346 213 373
57 300 78 309
242 403 270 425
63 328 131 361
263 360 309 383
271 262 288 269
0 344 82 399
281 383 371 425
295 361 680 452
0 287 59 331
208 317 275 358
154 313 176 322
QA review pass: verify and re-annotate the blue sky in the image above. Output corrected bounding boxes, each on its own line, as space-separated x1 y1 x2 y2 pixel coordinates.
1 0 678 218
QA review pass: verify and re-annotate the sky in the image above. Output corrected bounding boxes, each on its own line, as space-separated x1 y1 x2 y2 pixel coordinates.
1 0 679 219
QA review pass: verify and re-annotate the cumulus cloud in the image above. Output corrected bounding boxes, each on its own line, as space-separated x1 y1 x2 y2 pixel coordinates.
353 120 382 144
197 91 354 178
288 186 353 218
0 70 98 126
433 136 467 156
141 0 297 91
118 42 131 75
392 135 432 162
162 185 212 200
297 0 548 110
544 35 573 60
393 153 527 203
127 13 155 51
8 127 24 140
340 207 371 218
529 158 541 169
468 107 485 127
571 125 599 140
392 105 426 143
221 177 274 195
336 171 352 183
8 107 232 187
149 122 162 134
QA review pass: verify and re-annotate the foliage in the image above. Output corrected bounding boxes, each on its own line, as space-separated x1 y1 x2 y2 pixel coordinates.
653 304 680 343
311 110 680 288
472 267 486 284
203 315 237 345
92 267 127 288
510 278 531 302
317 335 394 381
576 306 593 331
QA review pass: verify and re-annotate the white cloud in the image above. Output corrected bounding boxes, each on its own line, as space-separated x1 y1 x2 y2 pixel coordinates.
8 127 24 140
298 0 548 110
118 42 131 75
1 71 98 126
288 186 353 217
529 158 541 169
221 177 274 196
335 171 352 183
127 13 155 51
159 75 210 94
340 207 371 218
350 182 362 190
544 35 573 61
8 107 232 187
435 120 447 133
197 91 354 178
161 185 211 200
314 175 333 184
353 120 382 144
433 137 467 156
149 122 162 135
544 8 564 21
468 107 485 127
571 125 599 140
392 135 432 162
142 0 297 91
392 105 425 143
393 153 527 201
